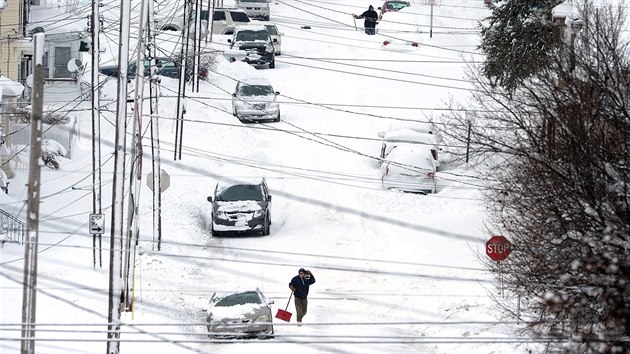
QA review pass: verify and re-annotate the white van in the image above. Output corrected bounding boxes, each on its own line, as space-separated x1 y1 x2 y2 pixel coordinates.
235 0 270 21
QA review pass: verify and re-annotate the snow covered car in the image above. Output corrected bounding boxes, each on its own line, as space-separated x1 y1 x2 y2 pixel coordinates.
99 57 208 81
377 7 424 52
249 20 283 55
379 128 441 165
235 0 270 21
227 25 276 68
232 77 280 122
381 145 438 194
206 288 275 338
207 178 272 236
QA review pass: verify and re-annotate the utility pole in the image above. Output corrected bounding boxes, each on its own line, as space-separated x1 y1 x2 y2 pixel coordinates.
174 0 192 160
107 0 131 348
147 0 163 251
122 0 148 310
21 31 45 354
91 0 103 269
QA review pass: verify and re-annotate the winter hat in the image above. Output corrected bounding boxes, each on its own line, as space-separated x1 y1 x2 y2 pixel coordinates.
369 5 374 9
299 268 306 273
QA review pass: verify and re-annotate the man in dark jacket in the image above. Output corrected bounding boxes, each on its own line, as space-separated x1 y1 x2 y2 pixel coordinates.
289 268 316 325
353 5 379 35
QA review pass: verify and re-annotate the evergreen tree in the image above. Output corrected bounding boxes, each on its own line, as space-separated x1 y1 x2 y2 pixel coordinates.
479 0 564 92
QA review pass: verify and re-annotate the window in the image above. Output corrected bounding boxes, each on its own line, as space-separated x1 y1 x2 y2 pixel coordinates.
53 46 71 78
265 25 278 35
212 11 226 21
229 11 250 22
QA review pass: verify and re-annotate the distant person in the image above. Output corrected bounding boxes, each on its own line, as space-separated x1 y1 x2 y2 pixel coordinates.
353 5 379 35
289 268 316 325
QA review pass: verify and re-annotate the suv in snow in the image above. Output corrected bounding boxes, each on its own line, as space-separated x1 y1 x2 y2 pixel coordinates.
227 25 276 68
235 0 270 21
211 8 251 35
207 178 272 236
232 77 280 122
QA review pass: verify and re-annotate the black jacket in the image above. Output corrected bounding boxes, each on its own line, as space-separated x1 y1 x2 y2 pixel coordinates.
290 273 316 299
357 9 378 28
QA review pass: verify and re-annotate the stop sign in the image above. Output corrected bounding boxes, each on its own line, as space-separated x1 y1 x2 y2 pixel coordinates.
486 235 512 261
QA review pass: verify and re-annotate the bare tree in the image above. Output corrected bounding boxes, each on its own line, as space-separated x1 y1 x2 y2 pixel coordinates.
440 3 630 352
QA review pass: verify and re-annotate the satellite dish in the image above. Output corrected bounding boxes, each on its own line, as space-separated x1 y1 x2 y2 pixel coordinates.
25 74 33 88
67 58 84 73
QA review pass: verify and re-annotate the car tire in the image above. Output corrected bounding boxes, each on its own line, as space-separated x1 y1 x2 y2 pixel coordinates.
269 58 275 69
211 224 220 237
276 51 281 56
273 112 280 122
262 215 270 236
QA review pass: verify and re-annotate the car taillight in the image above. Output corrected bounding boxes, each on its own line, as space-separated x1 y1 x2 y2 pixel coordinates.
383 41 390 46
411 42 419 47
427 171 435 178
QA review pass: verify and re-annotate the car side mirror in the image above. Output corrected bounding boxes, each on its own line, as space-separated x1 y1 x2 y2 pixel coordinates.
227 39 232 43
207 196 213 202
273 38 277 42
268 299 274 305
232 93 237 97
378 6 382 9
274 91 280 95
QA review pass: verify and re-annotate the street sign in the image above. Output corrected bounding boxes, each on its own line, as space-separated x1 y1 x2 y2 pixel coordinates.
89 213 105 235
147 169 170 193
486 235 511 261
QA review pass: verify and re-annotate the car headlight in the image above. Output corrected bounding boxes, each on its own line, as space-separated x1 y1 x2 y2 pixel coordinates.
253 314 270 323
253 210 263 217
265 43 274 52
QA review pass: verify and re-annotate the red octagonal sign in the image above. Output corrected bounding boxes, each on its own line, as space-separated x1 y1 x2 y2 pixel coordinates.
486 235 512 261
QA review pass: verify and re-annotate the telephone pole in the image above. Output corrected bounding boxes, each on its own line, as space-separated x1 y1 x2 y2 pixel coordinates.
122 0 148 310
21 31 45 354
147 0 164 250
91 0 103 269
107 0 131 348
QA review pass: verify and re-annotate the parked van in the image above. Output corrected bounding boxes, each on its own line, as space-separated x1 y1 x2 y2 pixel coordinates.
235 0 270 21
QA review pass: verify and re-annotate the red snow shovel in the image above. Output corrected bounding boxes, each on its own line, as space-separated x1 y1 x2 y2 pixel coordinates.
275 293 293 322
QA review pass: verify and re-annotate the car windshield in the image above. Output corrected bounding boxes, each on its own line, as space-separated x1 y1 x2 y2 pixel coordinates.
387 1 410 10
235 29 268 41
216 292 262 307
230 11 250 22
216 184 264 201
239 84 273 96
265 25 278 35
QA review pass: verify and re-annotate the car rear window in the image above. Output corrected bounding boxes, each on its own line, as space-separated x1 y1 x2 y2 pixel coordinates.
230 11 250 22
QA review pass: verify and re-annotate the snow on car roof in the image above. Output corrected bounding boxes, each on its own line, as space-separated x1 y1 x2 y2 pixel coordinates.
216 177 265 189
239 77 272 86
235 24 267 32
383 128 439 144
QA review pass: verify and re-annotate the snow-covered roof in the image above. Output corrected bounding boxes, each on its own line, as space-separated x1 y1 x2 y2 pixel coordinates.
28 5 86 35
0 76 24 98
